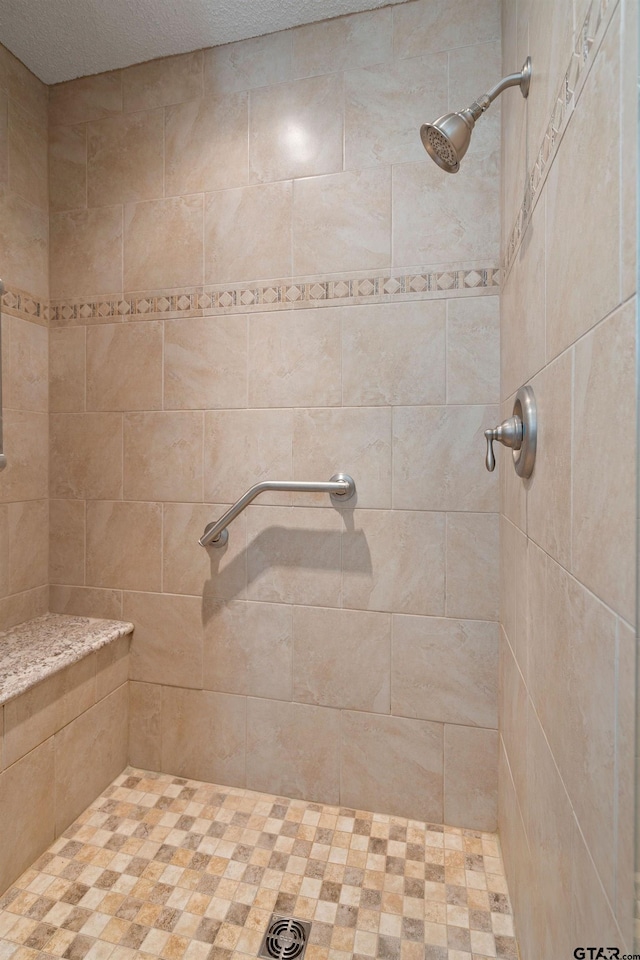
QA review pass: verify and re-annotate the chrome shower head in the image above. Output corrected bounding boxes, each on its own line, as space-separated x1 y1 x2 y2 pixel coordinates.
420 57 531 173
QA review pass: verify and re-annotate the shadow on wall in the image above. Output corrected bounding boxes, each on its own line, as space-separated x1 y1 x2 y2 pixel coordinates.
202 514 372 622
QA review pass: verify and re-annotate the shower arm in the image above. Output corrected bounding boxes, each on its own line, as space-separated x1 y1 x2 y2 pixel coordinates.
466 57 532 120
199 473 356 548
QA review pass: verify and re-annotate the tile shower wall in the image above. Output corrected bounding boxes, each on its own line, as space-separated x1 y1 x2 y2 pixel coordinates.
0 43 49 631
48 0 503 829
499 0 636 953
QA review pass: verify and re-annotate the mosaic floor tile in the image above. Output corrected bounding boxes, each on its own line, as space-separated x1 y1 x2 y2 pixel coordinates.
0 769 518 959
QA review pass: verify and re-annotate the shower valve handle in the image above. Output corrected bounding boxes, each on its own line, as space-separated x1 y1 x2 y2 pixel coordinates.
484 416 523 472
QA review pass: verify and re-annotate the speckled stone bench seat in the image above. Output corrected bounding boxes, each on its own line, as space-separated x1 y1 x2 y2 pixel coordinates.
0 613 134 895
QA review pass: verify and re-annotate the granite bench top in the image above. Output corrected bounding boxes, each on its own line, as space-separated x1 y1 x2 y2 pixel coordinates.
0 613 134 707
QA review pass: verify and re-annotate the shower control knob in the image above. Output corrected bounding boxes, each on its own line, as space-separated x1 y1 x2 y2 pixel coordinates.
484 385 537 478
484 417 523 472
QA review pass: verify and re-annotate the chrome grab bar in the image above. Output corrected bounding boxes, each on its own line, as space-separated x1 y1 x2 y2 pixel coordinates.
199 473 356 548
0 279 6 471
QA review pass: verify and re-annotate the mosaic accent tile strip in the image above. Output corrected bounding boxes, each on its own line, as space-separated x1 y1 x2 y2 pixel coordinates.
49 267 501 325
0 767 519 960
1 284 49 326
504 0 618 277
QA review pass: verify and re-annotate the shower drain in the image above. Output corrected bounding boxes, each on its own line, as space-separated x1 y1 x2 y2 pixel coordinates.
258 915 311 960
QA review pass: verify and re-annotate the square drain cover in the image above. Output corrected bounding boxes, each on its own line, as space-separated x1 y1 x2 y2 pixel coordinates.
258 914 311 960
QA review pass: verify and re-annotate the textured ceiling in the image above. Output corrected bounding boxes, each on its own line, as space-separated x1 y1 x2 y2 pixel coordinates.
0 0 408 85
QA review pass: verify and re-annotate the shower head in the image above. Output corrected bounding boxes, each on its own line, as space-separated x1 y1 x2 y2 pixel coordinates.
420 57 531 173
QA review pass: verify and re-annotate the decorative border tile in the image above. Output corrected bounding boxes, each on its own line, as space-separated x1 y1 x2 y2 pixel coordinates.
504 0 618 277
49 266 500 325
1 284 49 326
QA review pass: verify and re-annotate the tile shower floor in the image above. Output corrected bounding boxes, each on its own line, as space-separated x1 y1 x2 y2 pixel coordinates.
0 768 518 960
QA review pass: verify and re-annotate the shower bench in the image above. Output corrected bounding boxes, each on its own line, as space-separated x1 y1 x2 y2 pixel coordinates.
0 613 134 896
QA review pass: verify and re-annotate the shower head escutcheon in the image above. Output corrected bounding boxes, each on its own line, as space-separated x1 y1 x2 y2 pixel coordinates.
420 56 531 173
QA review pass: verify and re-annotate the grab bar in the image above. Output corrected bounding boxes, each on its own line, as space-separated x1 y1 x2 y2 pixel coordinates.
199 473 356 547
0 279 6 471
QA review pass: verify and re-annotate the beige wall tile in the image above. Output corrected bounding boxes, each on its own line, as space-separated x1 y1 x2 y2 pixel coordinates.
205 181 292 284
6 316 48 413
535 558 617 901
393 405 499 512
446 512 499 621
87 109 164 207
527 349 572 568
248 309 341 408
8 99 47 209
49 584 123 619
292 407 391 509
0 738 55 895
129 680 162 770
86 321 163 412
165 93 248 196
615 618 635 946
444 724 497 831
525 0 573 165
345 53 447 169
292 7 392 78
163 502 247 600
96 634 130 700
249 74 343 184
162 686 246 786
54 683 129 834
126 590 203 689
292 168 391 276
247 698 340 803
500 2 527 254
0 90 7 187
204 409 292 507
392 615 497 728
0 190 48 297
0 45 48 124
620 0 637 303
498 740 536 960
341 711 443 821
545 14 620 359
49 72 123 126
499 633 528 819
392 159 499 268
246 504 342 607
342 509 445 616
572 301 635 622
124 411 204 502
0 504 9 599
0 705 3 770
49 124 87 213
124 195 203 291
0 585 48 632
293 606 391 712
501 200 546 401
205 32 292 95
342 300 446 406
447 297 500 404
4 655 97 768
570 816 623 951
1 411 48 503
50 413 122 500
7 499 48 594
392 0 500 60
86 501 162 592
203 599 292 699
499 516 526 657
3 675 61 768
50 205 123 299
49 326 86 413
164 315 248 410
123 51 203 112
